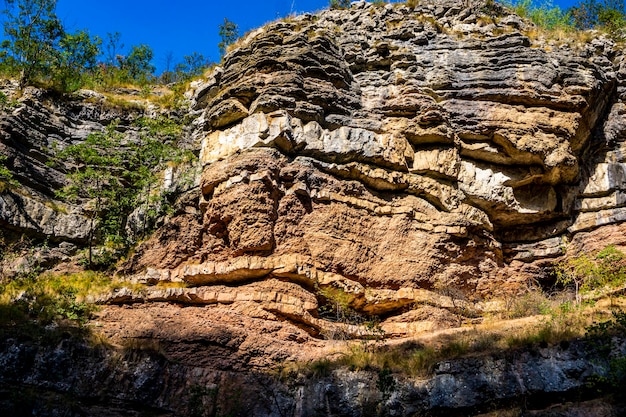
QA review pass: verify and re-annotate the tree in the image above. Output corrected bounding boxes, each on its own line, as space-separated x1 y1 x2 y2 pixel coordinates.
1 0 64 88
51 118 184 269
555 245 626 304
54 30 101 92
52 123 125 267
118 44 155 83
174 52 210 81
159 50 175 84
218 18 239 58
103 31 123 67
330 0 351 10
570 0 625 30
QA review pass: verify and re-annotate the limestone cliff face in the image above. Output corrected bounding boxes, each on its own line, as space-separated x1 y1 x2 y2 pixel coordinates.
0 84 150 245
3 0 626 415
124 0 626 327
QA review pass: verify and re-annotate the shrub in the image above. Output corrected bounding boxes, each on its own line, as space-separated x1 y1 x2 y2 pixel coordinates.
505 290 552 318
0 154 18 192
330 0 351 10
555 245 626 303
218 18 239 58
509 0 574 30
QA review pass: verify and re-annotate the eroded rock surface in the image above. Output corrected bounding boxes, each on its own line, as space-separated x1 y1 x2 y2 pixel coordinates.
124 0 626 335
3 0 626 415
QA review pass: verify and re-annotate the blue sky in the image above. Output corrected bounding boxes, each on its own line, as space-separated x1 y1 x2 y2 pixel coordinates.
49 0 579 73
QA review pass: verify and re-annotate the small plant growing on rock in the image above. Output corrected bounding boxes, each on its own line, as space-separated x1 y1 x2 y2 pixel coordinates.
0 154 18 192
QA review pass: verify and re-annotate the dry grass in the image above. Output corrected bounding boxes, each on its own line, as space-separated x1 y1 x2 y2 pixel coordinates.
525 26 598 49
297 296 626 378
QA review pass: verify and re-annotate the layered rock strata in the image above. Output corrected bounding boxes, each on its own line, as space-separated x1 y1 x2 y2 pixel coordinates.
2 1 626 415
121 0 626 337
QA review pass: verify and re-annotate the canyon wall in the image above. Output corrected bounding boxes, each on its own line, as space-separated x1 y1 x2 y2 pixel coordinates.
2 0 626 415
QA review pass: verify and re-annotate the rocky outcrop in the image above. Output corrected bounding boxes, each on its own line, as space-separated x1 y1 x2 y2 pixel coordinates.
4 0 626 415
0 85 150 244
123 0 626 333
1 326 625 416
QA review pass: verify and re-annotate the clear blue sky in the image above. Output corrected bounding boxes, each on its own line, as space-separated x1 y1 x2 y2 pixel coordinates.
50 0 580 73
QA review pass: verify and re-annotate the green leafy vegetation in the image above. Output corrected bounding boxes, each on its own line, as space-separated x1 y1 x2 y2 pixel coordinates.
570 0 626 35
49 117 189 269
1 0 65 88
585 310 626 390
0 154 18 192
161 52 210 84
510 0 573 30
330 0 351 10
555 245 626 303
218 18 239 58
0 270 114 325
0 0 213 93
504 0 626 37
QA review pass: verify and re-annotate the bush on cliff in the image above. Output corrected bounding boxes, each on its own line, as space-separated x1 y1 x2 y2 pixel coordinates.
330 0 351 10
506 0 625 37
49 117 187 269
555 245 626 304
0 154 17 192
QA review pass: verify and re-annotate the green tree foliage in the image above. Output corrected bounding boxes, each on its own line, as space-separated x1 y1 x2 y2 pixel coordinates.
218 18 239 58
555 245 626 303
54 30 101 92
0 154 17 192
1 0 63 88
175 52 210 80
507 0 626 36
510 0 573 30
95 34 158 87
51 118 183 268
118 44 155 84
52 124 125 266
330 0 351 9
158 52 210 84
1 0 102 92
570 0 626 34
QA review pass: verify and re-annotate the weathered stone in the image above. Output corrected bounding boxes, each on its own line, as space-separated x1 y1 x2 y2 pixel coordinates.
0 191 89 242
5 1 626 415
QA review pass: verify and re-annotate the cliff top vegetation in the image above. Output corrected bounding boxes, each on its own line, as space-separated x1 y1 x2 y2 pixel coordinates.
0 0 622 96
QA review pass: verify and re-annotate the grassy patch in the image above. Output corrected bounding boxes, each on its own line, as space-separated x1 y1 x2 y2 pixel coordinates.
0 271 117 326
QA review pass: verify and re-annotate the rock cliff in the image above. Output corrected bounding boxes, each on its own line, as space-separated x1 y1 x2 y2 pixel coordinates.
125 0 626 334
2 0 626 416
